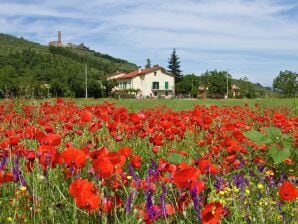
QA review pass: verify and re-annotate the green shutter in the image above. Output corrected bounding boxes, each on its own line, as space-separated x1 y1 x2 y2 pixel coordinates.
165 81 169 90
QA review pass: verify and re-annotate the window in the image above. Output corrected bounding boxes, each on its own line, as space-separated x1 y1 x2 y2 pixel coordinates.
152 82 159 89
165 91 168 96
154 91 157 96
154 72 157 76
165 81 169 90
123 81 127 89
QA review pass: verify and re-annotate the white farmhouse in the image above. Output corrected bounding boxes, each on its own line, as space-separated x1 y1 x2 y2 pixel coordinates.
108 66 175 98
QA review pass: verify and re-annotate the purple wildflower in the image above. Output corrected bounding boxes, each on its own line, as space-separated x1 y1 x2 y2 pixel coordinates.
232 174 248 199
277 201 286 224
125 190 135 214
257 165 266 173
13 156 29 190
128 163 140 188
239 158 245 168
13 156 20 182
214 176 225 191
265 176 275 188
160 184 167 218
279 173 287 183
0 154 8 171
190 186 201 222
148 159 158 177
146 190 155 219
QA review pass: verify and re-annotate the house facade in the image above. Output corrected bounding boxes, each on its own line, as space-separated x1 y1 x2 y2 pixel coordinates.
108 66 175 99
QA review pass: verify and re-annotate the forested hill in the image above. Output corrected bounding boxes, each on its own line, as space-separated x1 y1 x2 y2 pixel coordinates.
0 33 137 98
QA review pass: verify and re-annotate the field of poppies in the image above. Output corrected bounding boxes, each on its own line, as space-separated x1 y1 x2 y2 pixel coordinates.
0 98 297 224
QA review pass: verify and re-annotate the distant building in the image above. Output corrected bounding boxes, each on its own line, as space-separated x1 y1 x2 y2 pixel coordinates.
48 31 62 47
232 84 241 97
197 86 208 99
76 43 89 50
48 31 90 50
108 66 175 99
66 42 77 48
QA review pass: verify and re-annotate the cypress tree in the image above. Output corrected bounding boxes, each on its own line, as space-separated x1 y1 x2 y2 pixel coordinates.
168 48 182 82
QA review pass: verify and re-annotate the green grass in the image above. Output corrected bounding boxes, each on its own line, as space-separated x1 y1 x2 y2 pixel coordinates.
23 98 298 115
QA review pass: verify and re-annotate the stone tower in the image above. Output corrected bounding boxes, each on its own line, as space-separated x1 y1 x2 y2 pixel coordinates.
58 31 62 46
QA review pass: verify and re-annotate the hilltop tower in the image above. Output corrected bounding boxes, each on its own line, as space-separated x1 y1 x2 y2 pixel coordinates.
48 31 62 47
58 31 62 46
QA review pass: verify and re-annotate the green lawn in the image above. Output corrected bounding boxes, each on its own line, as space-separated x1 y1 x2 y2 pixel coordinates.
12 97 298 115
49 98 297 113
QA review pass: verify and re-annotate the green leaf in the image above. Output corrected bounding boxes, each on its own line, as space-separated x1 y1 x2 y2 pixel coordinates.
269 145 291 164
244 130 263 141
244 130 271 145
166 153 185 164
283 134 294 142
259 136 273 144
264 127 281 138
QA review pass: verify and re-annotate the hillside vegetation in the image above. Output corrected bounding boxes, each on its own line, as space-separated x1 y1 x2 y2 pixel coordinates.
0 33 137 98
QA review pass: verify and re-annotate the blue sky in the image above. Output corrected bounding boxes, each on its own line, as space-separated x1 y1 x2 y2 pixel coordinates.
0 0 297 86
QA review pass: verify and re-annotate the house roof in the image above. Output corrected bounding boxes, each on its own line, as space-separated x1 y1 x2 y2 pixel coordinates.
110 66 174 80
107 71 126 77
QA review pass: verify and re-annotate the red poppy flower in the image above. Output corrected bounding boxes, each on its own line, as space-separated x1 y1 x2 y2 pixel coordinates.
131 155 142 168
75 192 100 213
149 134 164 146
106 152 125 168
119 147 132 157
198 159 220 175
129 113 141 125
0 171 14 184
173 167 200 189
56 98 65 105
60 148 88 169
45 133 61 146
80 110 92 123
102 197 113 213
9 136 19 146
151 146 159 153
279 181 298 201
69 178 96 198
201 202 224 224
37 145 58 170
92 156 114 178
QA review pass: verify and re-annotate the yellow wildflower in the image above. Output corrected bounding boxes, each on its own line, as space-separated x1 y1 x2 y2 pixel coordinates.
257 184 264 190
20 186 27 191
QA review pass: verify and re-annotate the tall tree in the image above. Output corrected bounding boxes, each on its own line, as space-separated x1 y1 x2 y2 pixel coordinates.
145 59 151 68
200 70 231 98
273 70 297 97
168 48 182 82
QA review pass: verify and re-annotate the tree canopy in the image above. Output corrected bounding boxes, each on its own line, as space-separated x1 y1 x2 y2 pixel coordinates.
273 70 297 97
0 33 137 98
200 70 231 98
168 49 182 82
145 59 151 68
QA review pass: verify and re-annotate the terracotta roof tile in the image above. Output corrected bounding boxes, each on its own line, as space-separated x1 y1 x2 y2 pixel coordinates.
109 66 174 79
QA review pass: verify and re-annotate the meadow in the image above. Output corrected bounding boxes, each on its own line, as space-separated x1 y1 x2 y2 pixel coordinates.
0 98 297 223
27 98 298 113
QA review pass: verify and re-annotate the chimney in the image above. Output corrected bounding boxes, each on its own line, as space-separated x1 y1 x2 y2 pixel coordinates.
138 66 142 74
58 31 62 46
